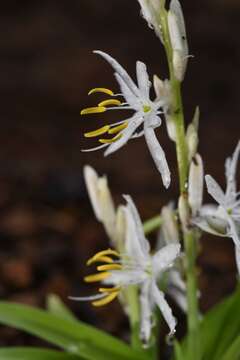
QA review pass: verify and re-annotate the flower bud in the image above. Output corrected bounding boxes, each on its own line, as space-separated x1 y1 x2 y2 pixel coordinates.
186 107 200 161
168 0 188 81
137 0 164 42
188 154 204 216
178 194 190 230
161 204 179 245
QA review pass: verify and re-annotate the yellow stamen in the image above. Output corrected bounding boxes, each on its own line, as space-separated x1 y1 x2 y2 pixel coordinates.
87 256 114 266
87 249 119 266
99 286 120 293
97 264 122 271
84 272 110 283
88 88 114 96
81 107 106 115
98 99 122 107
92 291 119 307
84 125 110 138
108 122 128 135
99 134 122 144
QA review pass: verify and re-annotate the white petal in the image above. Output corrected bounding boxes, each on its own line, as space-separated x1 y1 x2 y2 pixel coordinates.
144 124 171 188
157 204 179 249
152 243 180 276
193 215 227 237
140 281 153 343
167 286 187 313
104 269 147 286
94 51 140 97
114 72 138 109
205 174 226 206
189 154 204 216
83 166 102 221
221 207 240 248
136 61 151 98
124 195 150 255
104 115 143 156
169 0 188 51
115 205 127 251
152 282 177 335
225 141 240 202
235 246 240 276
98 178 116 241
137 0 163 42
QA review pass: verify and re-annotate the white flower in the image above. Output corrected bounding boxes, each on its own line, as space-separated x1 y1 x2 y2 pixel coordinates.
195 142 240 274
83 165 126 249
188 154 204 217
81 51 171 188
157 204 187 313
71 195 180 343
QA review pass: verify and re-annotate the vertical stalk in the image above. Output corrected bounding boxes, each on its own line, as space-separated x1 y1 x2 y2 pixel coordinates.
157 5 201 359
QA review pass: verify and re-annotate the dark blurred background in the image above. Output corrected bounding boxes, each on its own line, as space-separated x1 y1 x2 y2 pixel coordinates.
0 0 240 354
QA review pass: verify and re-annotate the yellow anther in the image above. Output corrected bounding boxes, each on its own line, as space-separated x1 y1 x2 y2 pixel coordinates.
99 134 122 144
87 256 114 266
98 99 122 107
81 107 106 115
92 291 119 307
84 272 110 283
84 125 110 138
87 249 119 266
99 286 120 293
88 88 114 96
108 122 128 135
97 264 122 271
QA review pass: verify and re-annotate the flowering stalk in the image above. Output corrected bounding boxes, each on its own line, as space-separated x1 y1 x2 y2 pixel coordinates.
154 2 201 358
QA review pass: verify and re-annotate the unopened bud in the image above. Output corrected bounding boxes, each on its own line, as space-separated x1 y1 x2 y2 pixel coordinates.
168 0 188 81
189 154 204 216
186 107 200 161
137 0 164 42
178 194 190 229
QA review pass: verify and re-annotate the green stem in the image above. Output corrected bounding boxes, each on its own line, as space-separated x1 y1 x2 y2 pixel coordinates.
143 215 162 235
158 7 201 360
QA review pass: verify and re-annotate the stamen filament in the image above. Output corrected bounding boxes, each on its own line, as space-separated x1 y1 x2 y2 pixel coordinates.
81 107 106 115
92 291 119 307
88 88 114 96
84 125 110 138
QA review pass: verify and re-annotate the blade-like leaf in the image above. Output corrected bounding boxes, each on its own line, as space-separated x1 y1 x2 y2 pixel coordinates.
47 294 77 322
220 335 240 360
0 348 80 360
0 302 147 360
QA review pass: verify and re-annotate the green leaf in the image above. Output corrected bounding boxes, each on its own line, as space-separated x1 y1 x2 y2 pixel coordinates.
0 348 81 360
47 294 77 322
173 341 185 360
220 335 240 360
0 302 147 360
179 289 240 360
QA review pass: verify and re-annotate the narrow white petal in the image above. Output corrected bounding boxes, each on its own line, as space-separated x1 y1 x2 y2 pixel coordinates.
189 154 204 216
221 207 240 248
152 244 180 275
167 287 187 313
124 195 150 255
81 143 108 152
136 61 151 98
235 246 240 276
152 282 177 335
98 178 116 241
104 115 143 156
157 204 179 249
140 281 153 343
94 51 140 97
225 141 240 201
205 174 226 206
83 166 102 221
114 72 138 108
144 124 171 188
104 269 147 286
